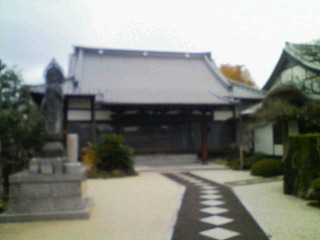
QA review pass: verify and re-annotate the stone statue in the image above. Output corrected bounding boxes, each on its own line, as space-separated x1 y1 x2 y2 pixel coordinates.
41 60 64 141
0 60 91 223
40 60 65 158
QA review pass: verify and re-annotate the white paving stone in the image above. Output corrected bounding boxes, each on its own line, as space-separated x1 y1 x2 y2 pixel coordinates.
201 215 233 226
200 194 223 200
200 199 225 206
200 206 228 214
200 227 240 239
201 189 219 194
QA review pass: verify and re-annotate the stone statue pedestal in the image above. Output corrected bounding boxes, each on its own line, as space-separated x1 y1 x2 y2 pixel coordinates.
0 160 92 223
0 135 92 223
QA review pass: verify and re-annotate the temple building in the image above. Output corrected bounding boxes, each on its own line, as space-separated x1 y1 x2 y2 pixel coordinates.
250 40 320 156
31 47 264 160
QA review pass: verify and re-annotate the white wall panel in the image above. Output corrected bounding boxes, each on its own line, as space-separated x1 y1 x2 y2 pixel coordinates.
274 144 283 156
254 123 273 155
95 110 112 120
214 110 233 121
68 110 91 121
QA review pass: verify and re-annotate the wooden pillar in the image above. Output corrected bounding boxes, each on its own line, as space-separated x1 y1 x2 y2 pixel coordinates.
187 121 193 152
62 96 69 146
201 113 208 164
116 111 123 135
90 96 96 143
281 121 288 154
238 102 244 170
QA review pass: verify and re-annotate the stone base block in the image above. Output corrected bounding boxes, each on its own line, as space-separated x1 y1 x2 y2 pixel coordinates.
0 198 92 223
64 162 84 174
0 169 92 222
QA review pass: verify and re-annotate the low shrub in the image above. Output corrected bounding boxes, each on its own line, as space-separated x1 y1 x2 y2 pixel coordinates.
226 143 240 169
251 158 283 177
81 144 100 176
312 177 320 201
91 134 134 174
243 153 276 170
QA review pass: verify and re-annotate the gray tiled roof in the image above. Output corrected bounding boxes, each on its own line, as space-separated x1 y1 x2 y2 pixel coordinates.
227 79 266 100
31 47 265 105
67 47 234 105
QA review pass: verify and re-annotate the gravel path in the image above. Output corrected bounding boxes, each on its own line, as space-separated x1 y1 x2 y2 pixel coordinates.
0 173 184 240
1 159 320 240
192 170 320 240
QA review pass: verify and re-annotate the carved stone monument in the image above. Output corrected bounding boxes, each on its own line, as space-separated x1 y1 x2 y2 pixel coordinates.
0 60 92 222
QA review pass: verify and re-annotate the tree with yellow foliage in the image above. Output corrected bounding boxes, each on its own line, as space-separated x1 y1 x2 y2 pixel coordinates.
219 64 256 87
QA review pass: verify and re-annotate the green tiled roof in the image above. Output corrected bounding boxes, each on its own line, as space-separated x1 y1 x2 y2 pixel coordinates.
285 40 320 71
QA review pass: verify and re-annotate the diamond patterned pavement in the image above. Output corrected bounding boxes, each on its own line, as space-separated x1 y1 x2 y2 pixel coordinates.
200 194 223 200
165 172 270 240
200 227 240 240
201 215 233 226
200 199 225 206
200 206 229 215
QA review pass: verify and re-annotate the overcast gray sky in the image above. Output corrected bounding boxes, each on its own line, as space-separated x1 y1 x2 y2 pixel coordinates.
1 0 319 87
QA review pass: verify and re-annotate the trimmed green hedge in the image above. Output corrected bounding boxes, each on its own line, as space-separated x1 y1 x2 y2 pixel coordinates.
251 159 283 177
283 134 320 198
312 177 320 201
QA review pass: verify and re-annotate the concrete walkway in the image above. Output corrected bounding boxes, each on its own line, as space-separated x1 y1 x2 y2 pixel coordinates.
1 154 320 240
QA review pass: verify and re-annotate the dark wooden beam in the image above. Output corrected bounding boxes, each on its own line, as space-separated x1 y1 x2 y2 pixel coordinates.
187 121 193 150
90 96 97 143
201 113 208 164
115 110 124 135
62 96 69 146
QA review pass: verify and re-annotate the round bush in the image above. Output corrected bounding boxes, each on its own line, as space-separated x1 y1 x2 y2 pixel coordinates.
243 153 272 170
251 159 283 177
91 134 134 173
312 177 320 201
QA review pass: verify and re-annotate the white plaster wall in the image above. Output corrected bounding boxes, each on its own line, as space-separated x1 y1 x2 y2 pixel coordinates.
254 123 273 155
95 110 111 120
68 110 91 121
280 65 305 84
274 144 283 156
242 125 253 153
214 110 233 121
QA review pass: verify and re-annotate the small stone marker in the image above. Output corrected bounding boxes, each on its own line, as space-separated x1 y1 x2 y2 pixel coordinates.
67 134 79 162
65 134 83 173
